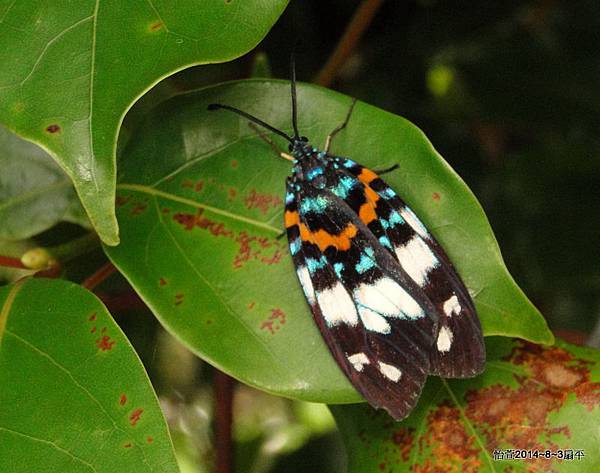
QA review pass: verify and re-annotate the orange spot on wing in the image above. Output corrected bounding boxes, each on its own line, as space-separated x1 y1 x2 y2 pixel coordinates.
358 167 379 184
284 210 299 228
301 223 357 251
358 186 381 225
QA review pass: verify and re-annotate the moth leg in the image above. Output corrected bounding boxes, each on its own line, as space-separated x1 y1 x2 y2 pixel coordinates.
374 164 399 175
324 98 358 153
276 231 286 240
248 123 294 162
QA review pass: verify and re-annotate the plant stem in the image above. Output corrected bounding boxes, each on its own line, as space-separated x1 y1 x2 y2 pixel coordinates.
214 370 235 473
314 0 384 87
0 255 27 269
82 262 116 291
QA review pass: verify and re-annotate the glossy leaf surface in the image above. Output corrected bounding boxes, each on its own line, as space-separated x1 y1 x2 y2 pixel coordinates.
0 1 288 244
332 337 600 472
105 80 553 403
0 278 178 472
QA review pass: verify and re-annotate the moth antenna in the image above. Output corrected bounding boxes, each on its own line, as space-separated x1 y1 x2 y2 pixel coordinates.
290 51 300 139
208 103 294 144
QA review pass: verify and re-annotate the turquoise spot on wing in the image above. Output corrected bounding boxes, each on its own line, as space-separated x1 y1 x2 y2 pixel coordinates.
381 188 396 199
388 210 405 226
356 247 376 273
285 191 294 204
331 176 356 199
289 238 301 255
299 196 329 214
306 256 327 274
343 159 356 168
307 167 324 180
333 262 344 279
378 235 392 249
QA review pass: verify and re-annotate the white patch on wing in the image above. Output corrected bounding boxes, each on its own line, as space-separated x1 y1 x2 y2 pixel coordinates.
317 282 359 327
436 326 454 352
353 278 424 327
394 235 439 287
296 266 316 304
378 361 402 382
347 352 370 372
400 207 429 239
443 294 461 317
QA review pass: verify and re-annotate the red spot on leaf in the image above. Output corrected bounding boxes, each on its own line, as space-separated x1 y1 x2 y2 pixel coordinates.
432 192 441 201
150 21 163 31
248 302 255 310
116 195 131 207
88 313 97 321
147 437 153 443
129 408 144 426
194 180 204 192
96 335 115 351
231 160 238 168
391 427 415 462
123 442 133 448
228 187 237 201
90 327 96 333
174 293 184 306
378 462 386 471
120 394 127 406
260 308 286 334
45 124 60 133
161 207 171 214
131 201 148 215
182 179 194 188
159 278 168 286
245 189 283 214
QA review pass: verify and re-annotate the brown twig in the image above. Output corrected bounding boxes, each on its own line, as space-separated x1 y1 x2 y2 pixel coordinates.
314 0 385 87
82 262 117 291
0 255 27 269
214 370 235 473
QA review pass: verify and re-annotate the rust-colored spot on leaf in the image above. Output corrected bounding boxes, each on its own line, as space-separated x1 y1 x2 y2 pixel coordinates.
150 21 163 31
228 187 237 201
130 201 148 215
161 207 171 214
123 442 133 448
45 124 60 133
88 313 97 321
231 159 238 168
260 308 286 334
129 408 144 426
245 189 283 214
147 436 153 443
96 335 115 351
116 195 131 207
159 278 168 286
248 302 255 310
90 326 96 333
120 394 127 406
391 427 415 462
432 192 441 201
174 293 184 306
182 179 194 189
194 180 204 192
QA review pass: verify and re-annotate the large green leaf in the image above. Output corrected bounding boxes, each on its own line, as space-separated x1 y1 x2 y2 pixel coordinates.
0 124 89 240
332 337 600 472
0 1 288 245
0 278 178 472
105 79 553 403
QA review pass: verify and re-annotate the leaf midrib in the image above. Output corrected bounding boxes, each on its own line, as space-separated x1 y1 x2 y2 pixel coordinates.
117 183 281 234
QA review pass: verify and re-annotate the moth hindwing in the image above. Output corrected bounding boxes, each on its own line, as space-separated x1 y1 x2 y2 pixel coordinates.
208 61 485 420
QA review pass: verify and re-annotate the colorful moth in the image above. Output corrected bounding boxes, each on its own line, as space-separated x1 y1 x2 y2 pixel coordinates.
208 64 485 421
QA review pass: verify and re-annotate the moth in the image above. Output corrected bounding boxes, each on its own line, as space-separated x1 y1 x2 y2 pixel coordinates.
209 62 485 420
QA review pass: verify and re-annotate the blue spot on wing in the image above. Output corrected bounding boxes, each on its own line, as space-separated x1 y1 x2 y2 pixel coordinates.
306 167 324 180
355 247 376 273
306 256 327 274
333 262 344 279
299 196 329 214
388 210 405 226
285 191 294 204
289 238 301 255
331 176 356 199
378 235 392 249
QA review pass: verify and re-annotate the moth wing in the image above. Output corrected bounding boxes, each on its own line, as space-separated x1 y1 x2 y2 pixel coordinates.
287 181 436 420
334 157 485 378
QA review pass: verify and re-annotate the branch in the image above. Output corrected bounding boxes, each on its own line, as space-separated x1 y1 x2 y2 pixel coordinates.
314 0 384 87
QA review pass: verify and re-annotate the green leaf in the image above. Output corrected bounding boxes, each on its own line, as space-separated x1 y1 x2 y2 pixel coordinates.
0 124 89 240
105 79 553 403
331 337 600 472
0 278 178 472
0 1 288 245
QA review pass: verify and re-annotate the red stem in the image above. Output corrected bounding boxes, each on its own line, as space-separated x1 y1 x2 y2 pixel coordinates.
214 370 235 473
0 255 27 269
82 262 117 291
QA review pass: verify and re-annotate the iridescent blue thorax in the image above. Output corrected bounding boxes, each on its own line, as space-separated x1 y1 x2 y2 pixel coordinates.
290 140 338 190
